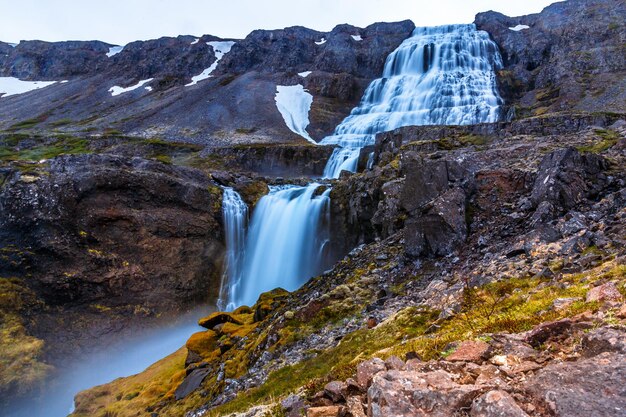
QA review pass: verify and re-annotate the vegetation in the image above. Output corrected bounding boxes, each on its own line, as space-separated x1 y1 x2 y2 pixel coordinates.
577 129 620 153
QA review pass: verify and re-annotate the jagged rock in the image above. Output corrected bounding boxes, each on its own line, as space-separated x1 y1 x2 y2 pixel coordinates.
346 397 367 417
324 381 347 402
586 282 624 303
282 394 307 417
367 369 485 417
447 340 492 363
404 187 468 257
174 368 211 400
580 327 626 357
524 353 626 417
524 318 573 348
470 390 529 417
356 358 386 389
530 147 609 211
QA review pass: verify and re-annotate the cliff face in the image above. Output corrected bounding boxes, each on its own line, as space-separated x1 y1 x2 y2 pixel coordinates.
476 0 626 117
0 21 415 145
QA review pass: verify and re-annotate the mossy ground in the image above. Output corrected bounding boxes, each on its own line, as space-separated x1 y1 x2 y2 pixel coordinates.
0 277 52 403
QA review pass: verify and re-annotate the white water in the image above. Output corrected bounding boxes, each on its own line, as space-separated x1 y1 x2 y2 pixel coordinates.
218 187 249 311
321 24 504 178
232 184 330 308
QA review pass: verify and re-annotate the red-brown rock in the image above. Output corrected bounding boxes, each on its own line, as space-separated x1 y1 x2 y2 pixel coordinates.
447 340 492 363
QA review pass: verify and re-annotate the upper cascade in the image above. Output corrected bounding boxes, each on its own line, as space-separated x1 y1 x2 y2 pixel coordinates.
321 24 504 178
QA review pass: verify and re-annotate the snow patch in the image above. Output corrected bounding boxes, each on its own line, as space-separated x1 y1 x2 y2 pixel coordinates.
190 38 200 45
185 41 235 86
298 71 312 78
106 46 124 57
275 84 315 144
8 42 18 47
509 25 530 31
60 80 69 84
0 77 57 98
109 78 154 96
315 38 327 45
145 86 153 92
351 35 363 41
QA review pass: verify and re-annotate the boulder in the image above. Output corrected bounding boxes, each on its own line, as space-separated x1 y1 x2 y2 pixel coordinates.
198 312 243 329
580 327 626 357
470 390 529 417
356 358 386 389
368 369 485 417
524 353 626 417
586 282 624 303
174 368 211 400
306 406 346 417
530 148 608 212
524 318 572 348
447 340 492 363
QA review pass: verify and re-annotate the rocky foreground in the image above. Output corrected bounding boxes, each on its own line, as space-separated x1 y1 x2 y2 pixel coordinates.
62 111 626 417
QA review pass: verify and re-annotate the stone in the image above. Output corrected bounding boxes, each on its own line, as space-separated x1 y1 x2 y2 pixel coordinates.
306 406 345 417
551 297 580 311
617 303 626 319
324 381 347 402
356 358 386 388
368 369 485 417
470 390 529 417
384 355 405 370
198 312 243 330
524 353 626 417
282 394 307 417
524 318 572 348
529 148 608 211
366 317 377 329
586 282 624 303
580 327 626 357
447 340 491 363
174 368 211 400
346 396 367 417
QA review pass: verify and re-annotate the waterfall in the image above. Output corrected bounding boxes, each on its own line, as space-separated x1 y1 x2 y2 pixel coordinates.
218 187 249 311
233 183 330 308
321 24 504 178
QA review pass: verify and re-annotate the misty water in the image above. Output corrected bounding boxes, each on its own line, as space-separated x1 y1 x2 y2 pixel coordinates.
7 309 208 417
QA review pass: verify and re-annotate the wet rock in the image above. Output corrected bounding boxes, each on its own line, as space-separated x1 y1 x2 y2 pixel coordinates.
524 353 626 417
447 340 492 363
368 369 485 417
586 282 624 303
356 358 386 388
471 390 529 417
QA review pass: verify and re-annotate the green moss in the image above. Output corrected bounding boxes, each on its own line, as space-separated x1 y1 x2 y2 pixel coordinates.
0 135 91 163
577 129 620 153
49 118 73 127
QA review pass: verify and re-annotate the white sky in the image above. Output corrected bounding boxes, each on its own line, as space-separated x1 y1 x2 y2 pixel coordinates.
0 0 558 45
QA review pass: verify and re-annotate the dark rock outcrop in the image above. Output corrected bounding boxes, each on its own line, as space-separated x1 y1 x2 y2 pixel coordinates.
0 154 225 308
476 0 626 115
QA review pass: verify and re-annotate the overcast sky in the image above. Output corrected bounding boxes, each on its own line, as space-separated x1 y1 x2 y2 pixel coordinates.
0 0 558 45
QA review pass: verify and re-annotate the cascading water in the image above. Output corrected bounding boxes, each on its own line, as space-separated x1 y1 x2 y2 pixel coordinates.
321 24 504 178
218 187 249 311
233 183 330 308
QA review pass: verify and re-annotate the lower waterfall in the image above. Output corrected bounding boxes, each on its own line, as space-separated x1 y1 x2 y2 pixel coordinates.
221 184 331 309
218 187 249 311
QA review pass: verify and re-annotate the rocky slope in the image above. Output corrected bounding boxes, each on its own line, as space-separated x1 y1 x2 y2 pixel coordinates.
66 114 626 417
0 22 414 144
476 0 626 117
0 0 625 415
